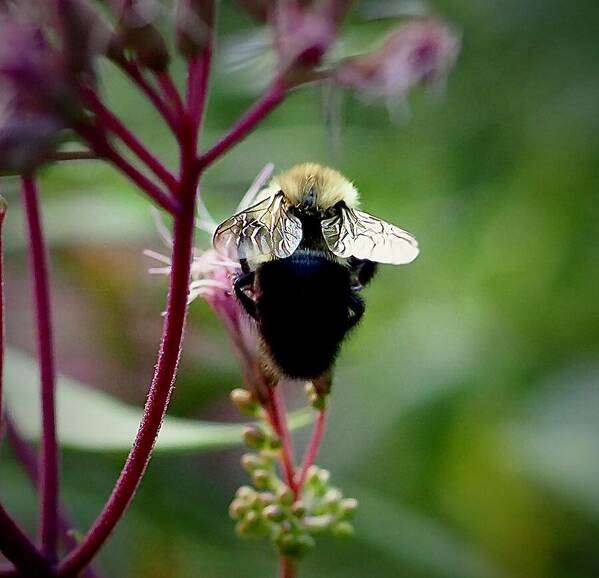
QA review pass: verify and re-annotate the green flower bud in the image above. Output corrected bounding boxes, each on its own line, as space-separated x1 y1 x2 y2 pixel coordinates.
317 469 331 486
309 393 327 410
235 520 250 536
269 436 283 450
305 465 321 485
252 468 271 489
257 492 276 507
296 534 316 554
243 425 267 449
228 498 247 520
240 453 264 472
244 510 259 525
230 388 259 415
323 488 342 508
332 521 354 538
263 504 285 522
276 532 315 557
236 485 256 500
276 485 294 506
291 500 306 518
340 498 359 518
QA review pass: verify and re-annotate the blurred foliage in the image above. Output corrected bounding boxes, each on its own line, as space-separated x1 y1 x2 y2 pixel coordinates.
1 1 599 577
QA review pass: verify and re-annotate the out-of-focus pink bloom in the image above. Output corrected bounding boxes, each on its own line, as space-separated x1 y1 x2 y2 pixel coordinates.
0 20 73 171
334 20 460 102
274 2 337 70
145 165 275 372
107 0 169 71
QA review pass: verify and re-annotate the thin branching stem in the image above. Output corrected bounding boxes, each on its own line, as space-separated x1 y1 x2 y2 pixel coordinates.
155 72 185 120
186 1 215 139
81 88 179 192
197 77 286 169
0 505 54 578
118 61 180 135
77 125 180 215
22 175 59 562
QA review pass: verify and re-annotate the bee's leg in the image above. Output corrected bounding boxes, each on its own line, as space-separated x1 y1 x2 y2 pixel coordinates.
349 257 378 290
234 271 257 320
347 293 365 329
239 257 250 275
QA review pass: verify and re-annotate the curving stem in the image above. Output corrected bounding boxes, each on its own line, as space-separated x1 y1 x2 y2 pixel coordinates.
197 77 286 170
57 161 198 578
22 176 59 563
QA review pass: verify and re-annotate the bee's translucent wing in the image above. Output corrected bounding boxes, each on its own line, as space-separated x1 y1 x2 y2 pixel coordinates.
322 206 419 265
213 193 302 261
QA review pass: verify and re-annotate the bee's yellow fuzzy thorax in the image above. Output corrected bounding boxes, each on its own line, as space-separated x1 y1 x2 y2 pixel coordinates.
273 163 359 209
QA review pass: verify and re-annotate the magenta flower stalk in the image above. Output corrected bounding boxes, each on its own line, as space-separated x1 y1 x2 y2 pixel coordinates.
197 77 286 170
118 61 180 134
22 175 59 563
80 87 179 191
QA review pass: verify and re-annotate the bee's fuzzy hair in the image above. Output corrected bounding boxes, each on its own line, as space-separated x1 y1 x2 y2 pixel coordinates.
258 163 360 209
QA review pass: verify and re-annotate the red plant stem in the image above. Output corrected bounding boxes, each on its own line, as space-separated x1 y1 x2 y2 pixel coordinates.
57 122 200 578
22 176 59 562
0 505 54 578
81 89 179 192
197 77 286 169
155 72 185 119
118 61 180 135
78 125 180 215
187 52 213 138
296 409 328 489
5 418 101 578
279 555 296 578
104 146 180 214
265 387 297 495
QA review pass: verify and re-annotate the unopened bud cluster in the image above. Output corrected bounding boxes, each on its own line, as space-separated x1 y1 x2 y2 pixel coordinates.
229 388 358 558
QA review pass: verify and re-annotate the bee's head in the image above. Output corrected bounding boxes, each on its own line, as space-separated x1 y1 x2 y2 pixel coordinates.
273 163 359 212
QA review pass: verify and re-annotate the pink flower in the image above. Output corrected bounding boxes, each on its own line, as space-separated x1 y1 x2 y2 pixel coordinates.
145 165 276 373
334 19 460 104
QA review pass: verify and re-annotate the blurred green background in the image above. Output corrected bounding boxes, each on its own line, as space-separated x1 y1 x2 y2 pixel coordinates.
2 1 599 577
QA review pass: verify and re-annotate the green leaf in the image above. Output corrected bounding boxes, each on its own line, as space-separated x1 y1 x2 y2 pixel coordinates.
3 347 312 453
350 486 512 578
501 363 599 520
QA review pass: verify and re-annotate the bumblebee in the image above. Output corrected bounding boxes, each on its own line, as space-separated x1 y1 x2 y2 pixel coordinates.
213 163 419 393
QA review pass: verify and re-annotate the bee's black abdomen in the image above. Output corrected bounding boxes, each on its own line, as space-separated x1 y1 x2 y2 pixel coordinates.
256 251 359 380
